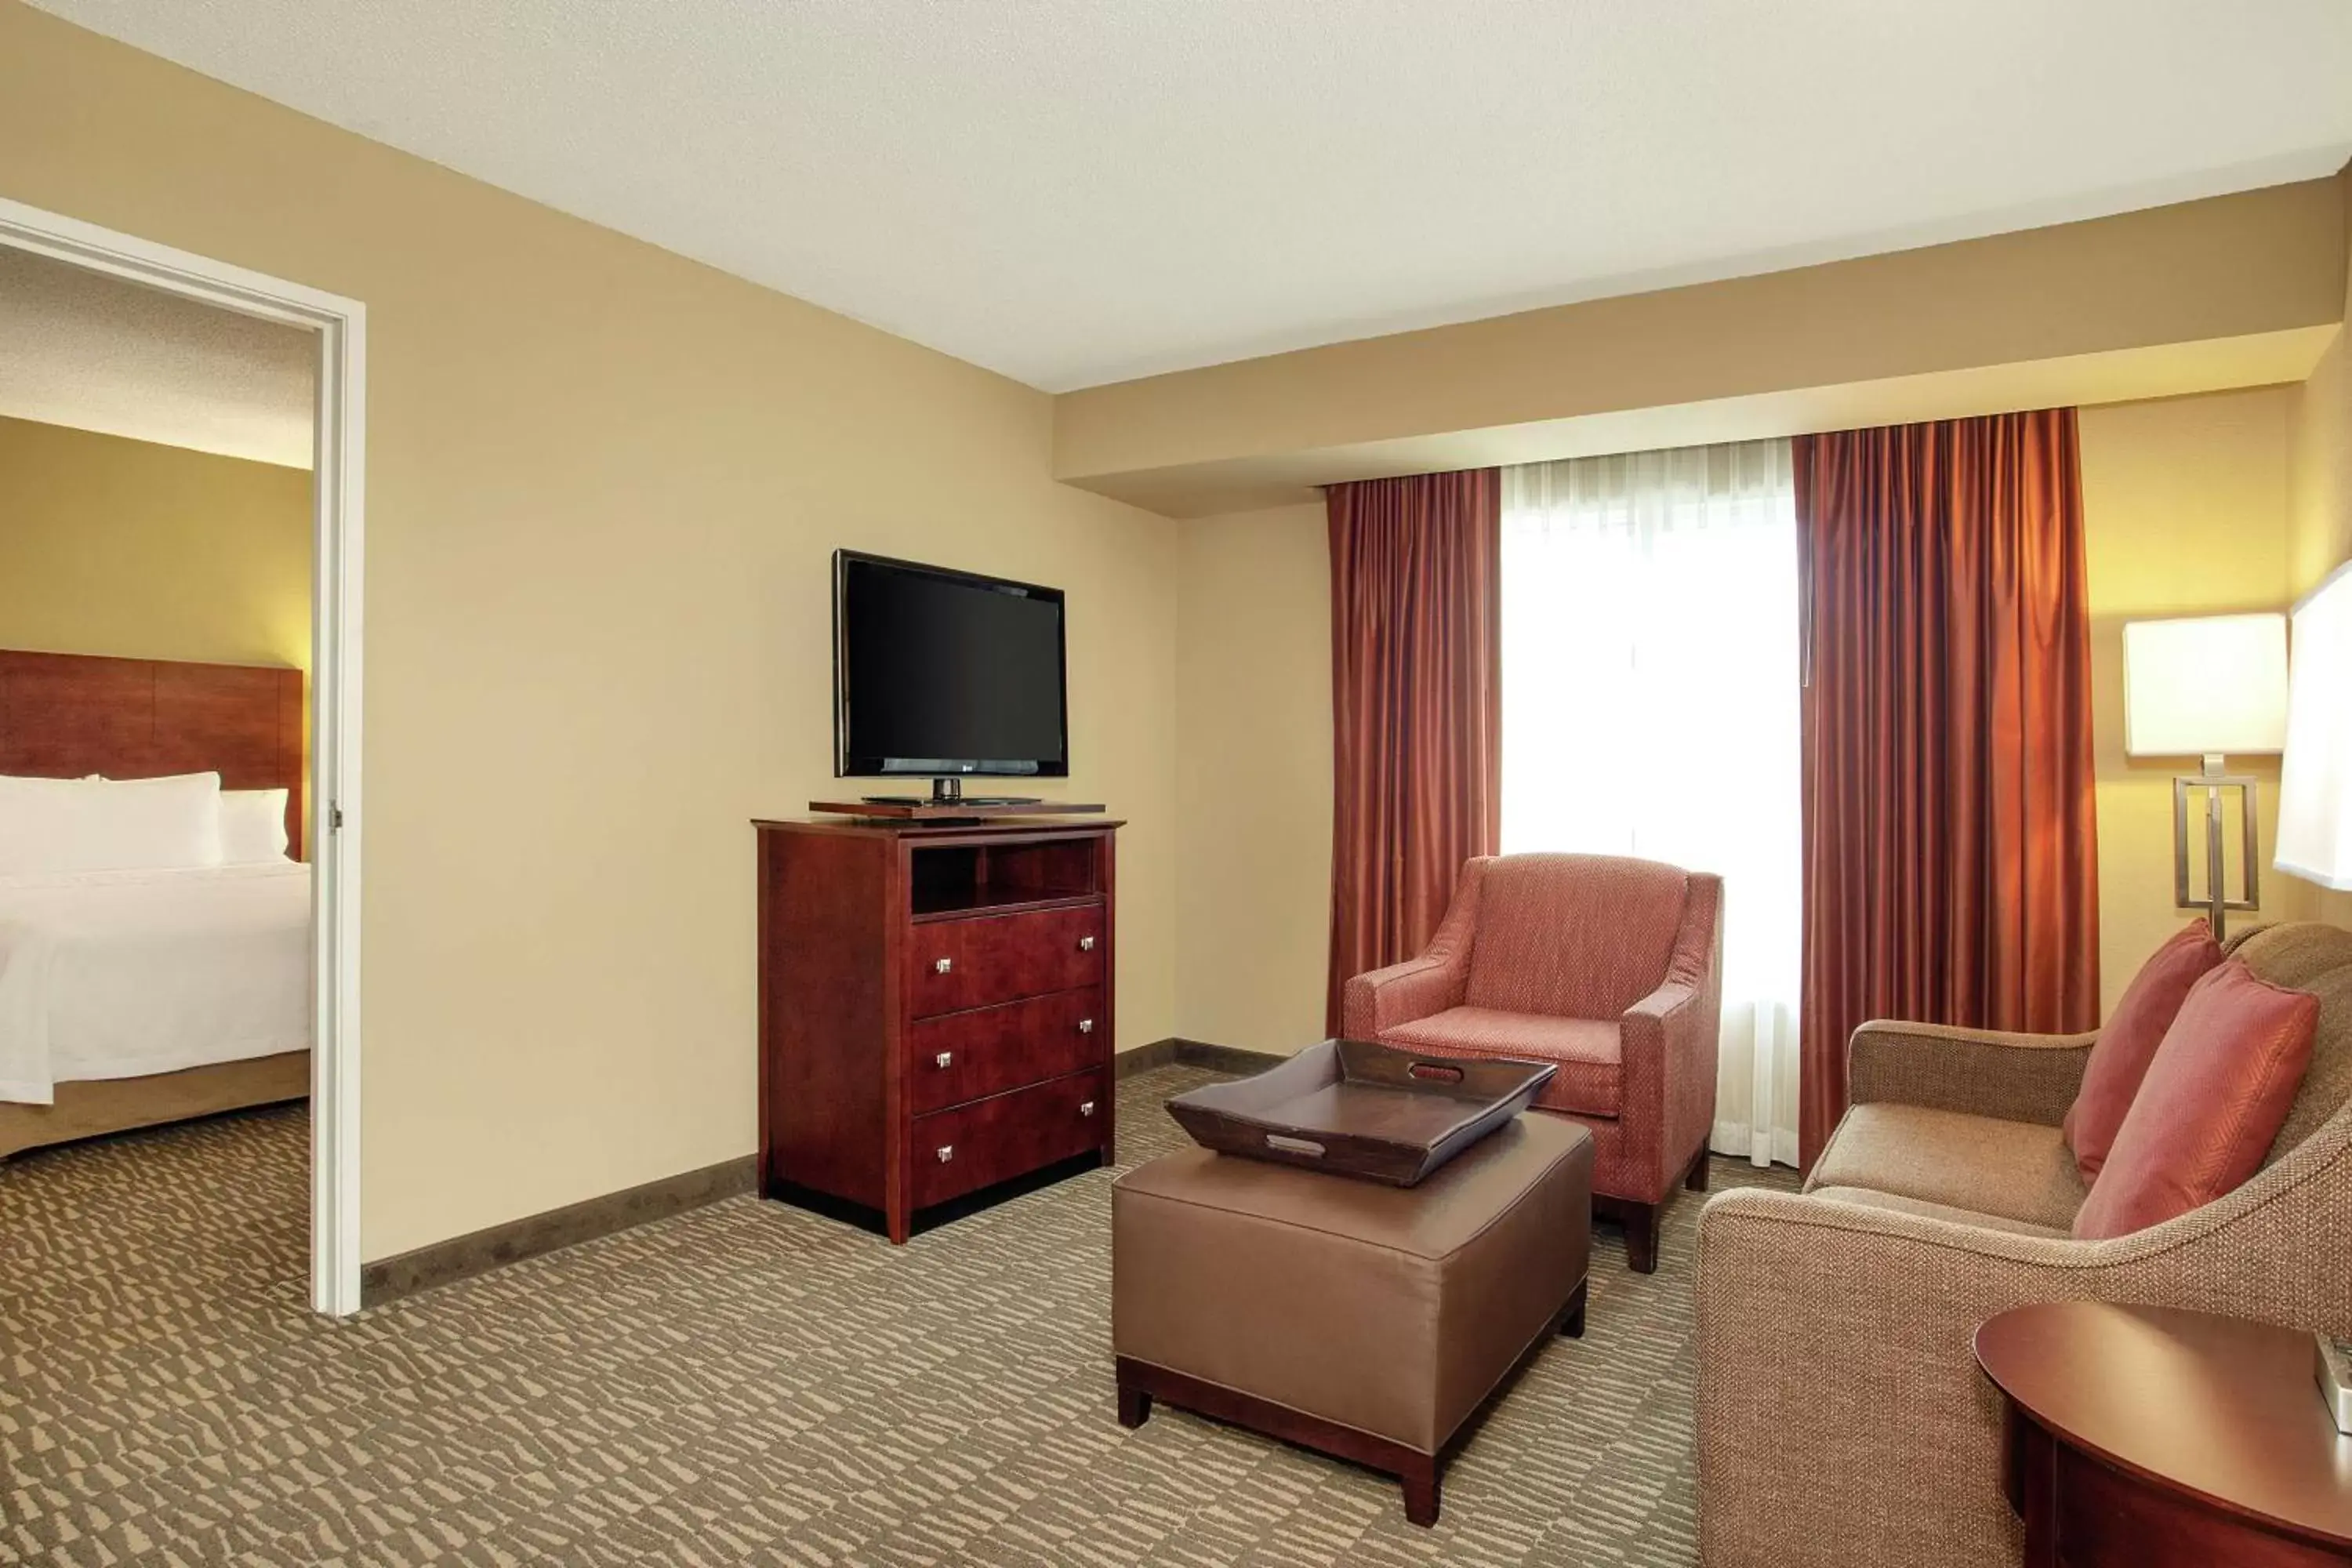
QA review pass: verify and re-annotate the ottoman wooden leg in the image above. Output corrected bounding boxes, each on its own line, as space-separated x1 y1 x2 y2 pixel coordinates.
1559 1279 1588 1339
1116 1380 1152 1429
1401 1457 1441 1527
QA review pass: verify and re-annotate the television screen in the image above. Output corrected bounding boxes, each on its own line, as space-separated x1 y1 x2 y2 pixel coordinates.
834 550 1069 779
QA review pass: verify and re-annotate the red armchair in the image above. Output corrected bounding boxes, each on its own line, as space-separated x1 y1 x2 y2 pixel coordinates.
1343 853 1723 1272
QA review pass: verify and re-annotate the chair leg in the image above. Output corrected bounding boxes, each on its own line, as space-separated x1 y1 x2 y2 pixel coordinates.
1685 1155 1711 1192
1624 1201 1662 1274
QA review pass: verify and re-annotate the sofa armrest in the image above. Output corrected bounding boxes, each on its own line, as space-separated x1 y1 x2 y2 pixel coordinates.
1695 1138 2352 1568
1846 1020 2097 1128
1697 1189 2099 1568
1341 953 1466 1039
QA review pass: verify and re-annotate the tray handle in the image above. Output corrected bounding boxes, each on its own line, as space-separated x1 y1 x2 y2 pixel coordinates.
1406 1061 1466 1084
1265 1133 1327 1157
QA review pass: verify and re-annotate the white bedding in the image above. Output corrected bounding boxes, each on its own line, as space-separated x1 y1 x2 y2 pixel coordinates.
0 862 310 1105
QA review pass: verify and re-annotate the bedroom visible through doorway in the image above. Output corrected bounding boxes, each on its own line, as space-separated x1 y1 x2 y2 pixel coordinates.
0 201 366 1316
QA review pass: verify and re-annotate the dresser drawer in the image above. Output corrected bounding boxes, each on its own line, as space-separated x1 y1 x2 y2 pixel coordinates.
910 1069 1106 1209
909 988 1105 1116
906 904 1105 1018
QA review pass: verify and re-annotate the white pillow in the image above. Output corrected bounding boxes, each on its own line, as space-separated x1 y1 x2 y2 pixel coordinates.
220 788 292 864
0 771 223 875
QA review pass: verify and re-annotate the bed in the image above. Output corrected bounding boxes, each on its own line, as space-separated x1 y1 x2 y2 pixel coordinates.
0 649 310 1158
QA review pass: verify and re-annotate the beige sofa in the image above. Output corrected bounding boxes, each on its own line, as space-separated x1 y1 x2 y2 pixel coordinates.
1694 921 2352 1568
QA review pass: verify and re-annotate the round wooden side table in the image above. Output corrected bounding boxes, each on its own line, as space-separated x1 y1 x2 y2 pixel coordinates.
1975 1301 2352 1567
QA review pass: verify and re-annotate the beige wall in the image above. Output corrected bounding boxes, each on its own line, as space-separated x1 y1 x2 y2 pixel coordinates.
2290 331 2350 594
0 3 1178 1261
0 413 311 670
2283 167 2352 930
1174 503 1331 1053
2078 390 2299 1007
1058 180 2346 515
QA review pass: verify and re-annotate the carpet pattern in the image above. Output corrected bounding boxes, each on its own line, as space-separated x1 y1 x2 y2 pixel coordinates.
1 1065 1795 1566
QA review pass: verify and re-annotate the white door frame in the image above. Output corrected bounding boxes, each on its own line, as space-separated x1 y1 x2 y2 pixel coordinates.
0 194 367 1317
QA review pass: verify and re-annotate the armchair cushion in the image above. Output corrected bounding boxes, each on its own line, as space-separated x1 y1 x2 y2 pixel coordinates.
1377 1007 1621 1119
1461 854 1688 1021
2061 918 2221 1182
1806 1104 2087 1231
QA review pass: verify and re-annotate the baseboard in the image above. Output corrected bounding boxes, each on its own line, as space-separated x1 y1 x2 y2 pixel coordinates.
361 1153 758 1308
370 1044 1283 1304
1175 1039 1287 1075
1113 1037 1181 1077
1118 1038 1288 1078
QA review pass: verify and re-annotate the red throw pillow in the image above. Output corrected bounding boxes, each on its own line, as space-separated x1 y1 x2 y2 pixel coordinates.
2063 920 2223 1182
2072 960 2318 1241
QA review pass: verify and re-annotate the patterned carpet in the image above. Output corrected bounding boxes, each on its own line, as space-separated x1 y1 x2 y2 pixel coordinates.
2 1065 1796 1566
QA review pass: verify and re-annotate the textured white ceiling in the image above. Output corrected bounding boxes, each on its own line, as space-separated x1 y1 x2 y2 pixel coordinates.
31 1 2352 391
0 244 315 466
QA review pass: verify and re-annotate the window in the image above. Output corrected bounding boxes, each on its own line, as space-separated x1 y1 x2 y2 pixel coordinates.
1501 440 1802 1165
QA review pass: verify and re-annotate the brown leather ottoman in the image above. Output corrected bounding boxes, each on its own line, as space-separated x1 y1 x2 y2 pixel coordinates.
1112 1112 1594 1526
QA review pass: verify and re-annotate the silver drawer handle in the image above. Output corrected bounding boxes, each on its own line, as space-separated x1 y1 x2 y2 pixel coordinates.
1078 1018 1095 1034
934 1051 953 1069
933 957 953 975
936 1145 954 1163
1079 1102 1096 1118
1078 935 1095 952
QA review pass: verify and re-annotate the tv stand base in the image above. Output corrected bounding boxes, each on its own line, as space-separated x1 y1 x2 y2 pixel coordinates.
921 776 1043 806
811 798 1108 822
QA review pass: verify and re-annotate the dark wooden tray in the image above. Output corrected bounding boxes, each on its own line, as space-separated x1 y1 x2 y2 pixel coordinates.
1165 1039 1556 1187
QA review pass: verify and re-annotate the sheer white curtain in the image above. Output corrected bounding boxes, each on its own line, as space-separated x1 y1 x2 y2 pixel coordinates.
1501 441 1802 1167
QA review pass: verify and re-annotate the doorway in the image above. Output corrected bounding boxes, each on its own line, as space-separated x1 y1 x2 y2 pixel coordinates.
0 194 366 1316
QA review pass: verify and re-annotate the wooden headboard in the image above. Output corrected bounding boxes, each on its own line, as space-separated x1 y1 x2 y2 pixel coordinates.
0 649 306 857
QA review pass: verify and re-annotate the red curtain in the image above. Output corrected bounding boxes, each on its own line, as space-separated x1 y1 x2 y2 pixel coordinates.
1796 409 2101 1168
1326 470 1503 1036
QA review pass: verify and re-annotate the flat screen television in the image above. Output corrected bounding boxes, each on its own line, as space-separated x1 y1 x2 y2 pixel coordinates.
833 550 1069 800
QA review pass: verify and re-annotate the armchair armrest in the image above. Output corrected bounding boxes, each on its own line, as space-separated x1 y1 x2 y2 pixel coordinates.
1847 1019 2097 1128
1621 971 1721 1185
1616 870 1724 1193
1341 953 1466 1039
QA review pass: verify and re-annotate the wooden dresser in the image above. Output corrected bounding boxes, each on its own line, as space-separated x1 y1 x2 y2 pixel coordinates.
754 815 1120 1241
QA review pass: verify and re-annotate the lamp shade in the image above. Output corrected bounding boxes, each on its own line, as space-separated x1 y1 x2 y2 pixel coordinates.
2122 613 2288 757
2277 565 2352 891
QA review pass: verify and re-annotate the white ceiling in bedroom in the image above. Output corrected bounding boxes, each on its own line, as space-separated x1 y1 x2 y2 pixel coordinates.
0 245 316 468
27 0 2352 392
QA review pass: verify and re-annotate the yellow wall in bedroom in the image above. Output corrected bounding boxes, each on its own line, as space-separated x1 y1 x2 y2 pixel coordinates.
0 413 312 673
0 2 1180 1261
